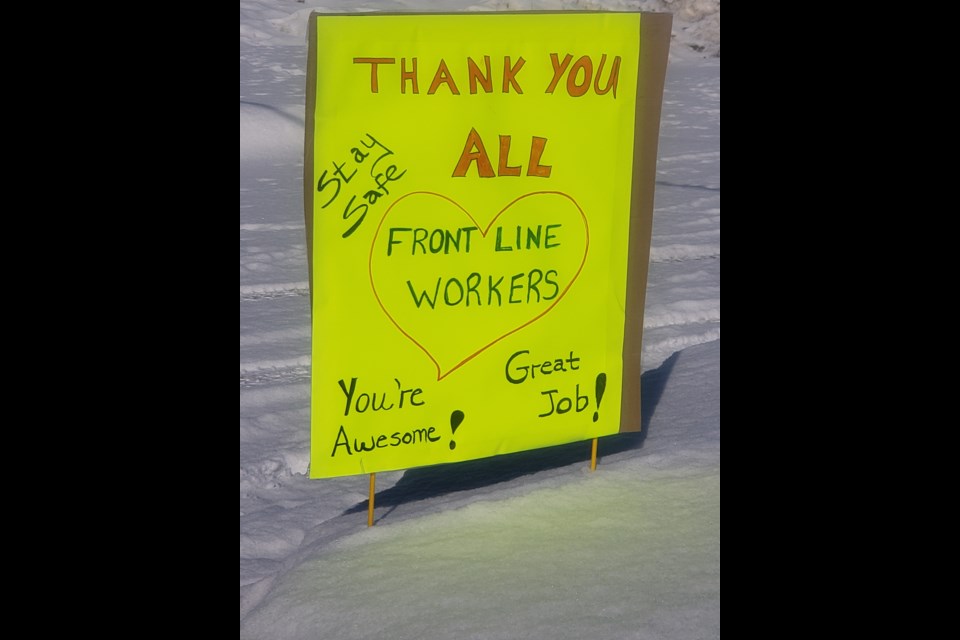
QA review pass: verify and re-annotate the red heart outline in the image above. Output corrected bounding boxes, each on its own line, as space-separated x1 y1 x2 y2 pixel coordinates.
369 191 590 381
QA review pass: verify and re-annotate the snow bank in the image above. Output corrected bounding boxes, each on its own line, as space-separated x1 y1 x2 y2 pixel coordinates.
241 340 719 640
240 102 304 161
239 0 720 56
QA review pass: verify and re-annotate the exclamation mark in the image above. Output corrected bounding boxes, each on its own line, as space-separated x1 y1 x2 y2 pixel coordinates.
450 410 465 450
593 373 607 422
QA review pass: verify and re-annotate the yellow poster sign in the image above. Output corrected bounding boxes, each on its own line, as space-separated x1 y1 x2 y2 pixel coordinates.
305 11 671 478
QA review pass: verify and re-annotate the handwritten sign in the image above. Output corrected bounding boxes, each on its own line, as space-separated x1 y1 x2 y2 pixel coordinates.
305 11 671 478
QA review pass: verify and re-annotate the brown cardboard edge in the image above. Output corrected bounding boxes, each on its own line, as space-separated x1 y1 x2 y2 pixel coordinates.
304 12 319 307
619 12 672 433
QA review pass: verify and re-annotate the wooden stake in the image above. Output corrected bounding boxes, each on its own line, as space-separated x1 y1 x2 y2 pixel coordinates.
590 438 598 471
367 473 376 527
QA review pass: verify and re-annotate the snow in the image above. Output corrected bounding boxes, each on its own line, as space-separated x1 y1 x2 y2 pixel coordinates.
242 341 719 639
240 0 720 57
241 1 719 637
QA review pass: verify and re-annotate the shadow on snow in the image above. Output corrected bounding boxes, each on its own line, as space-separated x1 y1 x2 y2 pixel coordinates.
344 350 680 522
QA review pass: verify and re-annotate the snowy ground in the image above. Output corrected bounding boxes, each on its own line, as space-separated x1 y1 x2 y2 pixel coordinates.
241 1 719 637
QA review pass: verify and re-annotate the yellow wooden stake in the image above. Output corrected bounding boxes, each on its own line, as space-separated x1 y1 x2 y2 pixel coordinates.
367 473 376 527
590 438 598 471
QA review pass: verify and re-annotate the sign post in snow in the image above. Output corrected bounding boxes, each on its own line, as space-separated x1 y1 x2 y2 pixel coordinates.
304 11 671 479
